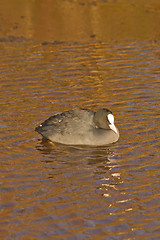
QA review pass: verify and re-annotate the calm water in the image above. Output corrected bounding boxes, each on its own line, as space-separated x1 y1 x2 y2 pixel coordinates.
0 1 160 239
0 40 160 240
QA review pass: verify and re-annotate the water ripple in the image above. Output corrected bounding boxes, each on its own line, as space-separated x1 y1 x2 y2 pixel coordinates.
0 40 160 239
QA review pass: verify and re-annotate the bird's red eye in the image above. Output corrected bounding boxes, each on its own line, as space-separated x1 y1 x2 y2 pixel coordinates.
105 119 107 121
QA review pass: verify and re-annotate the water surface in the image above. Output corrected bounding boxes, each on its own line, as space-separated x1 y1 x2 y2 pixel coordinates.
1 40 160 240
0 0 160 239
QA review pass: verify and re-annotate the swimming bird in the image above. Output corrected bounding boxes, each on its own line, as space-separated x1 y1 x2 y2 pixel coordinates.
35 108 119 146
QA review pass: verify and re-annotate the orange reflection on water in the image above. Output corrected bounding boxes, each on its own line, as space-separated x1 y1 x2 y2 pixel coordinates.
0 0 160 42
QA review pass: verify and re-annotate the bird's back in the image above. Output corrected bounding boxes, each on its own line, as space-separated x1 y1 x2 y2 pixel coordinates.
35 108 119 145
35 109 95 141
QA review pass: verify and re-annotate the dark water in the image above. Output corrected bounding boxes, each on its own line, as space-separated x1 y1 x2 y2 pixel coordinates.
0 40 160 240
0 0 160 239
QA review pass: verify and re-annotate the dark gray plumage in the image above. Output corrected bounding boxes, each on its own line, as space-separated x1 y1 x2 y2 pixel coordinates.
35 108 119 146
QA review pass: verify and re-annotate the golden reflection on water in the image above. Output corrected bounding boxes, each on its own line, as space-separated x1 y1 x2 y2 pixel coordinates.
0 0 160 42
0 1 160 239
